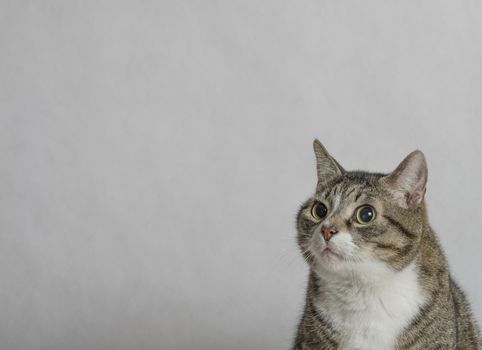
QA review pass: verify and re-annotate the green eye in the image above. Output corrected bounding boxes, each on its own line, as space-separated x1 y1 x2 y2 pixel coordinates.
355 205 376 224
311 202 328 221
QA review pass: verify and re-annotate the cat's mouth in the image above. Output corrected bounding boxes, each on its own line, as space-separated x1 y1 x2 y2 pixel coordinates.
320 246 341 259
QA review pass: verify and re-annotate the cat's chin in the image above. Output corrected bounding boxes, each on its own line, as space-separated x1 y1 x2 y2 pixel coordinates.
312 247 368 273
314 249 350 270
320 247 342 260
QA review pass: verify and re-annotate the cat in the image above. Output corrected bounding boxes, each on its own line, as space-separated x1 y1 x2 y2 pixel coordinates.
293 140 481 350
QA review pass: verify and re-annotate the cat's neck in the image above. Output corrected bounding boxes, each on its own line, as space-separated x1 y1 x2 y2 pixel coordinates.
309 260 427 350
312 258 402 289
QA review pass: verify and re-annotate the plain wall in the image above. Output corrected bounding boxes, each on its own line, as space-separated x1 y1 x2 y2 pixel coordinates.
1 1 482 349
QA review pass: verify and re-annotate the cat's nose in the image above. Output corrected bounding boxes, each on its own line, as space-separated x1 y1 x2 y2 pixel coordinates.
321 226 338 241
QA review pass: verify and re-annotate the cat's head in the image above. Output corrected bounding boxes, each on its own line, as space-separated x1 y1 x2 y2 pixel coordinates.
297 140 428 274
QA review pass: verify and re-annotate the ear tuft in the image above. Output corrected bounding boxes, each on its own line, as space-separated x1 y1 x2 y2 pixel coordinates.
381 150 428 208
313 139 344 184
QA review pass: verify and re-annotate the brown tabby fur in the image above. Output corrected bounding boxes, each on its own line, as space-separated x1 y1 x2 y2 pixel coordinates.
293 140 480 349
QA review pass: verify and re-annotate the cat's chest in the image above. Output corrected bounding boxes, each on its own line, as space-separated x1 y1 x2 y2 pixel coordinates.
313 264 426 350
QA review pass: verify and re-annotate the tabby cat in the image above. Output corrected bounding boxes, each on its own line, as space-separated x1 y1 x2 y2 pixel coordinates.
293 140 480 350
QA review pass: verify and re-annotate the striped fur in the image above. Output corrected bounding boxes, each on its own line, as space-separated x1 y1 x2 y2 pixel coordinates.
293 140 481 349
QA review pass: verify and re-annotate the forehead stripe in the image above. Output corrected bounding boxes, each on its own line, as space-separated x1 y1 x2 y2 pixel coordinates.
354 190 363 202
344 187 356 197
323 186 333 197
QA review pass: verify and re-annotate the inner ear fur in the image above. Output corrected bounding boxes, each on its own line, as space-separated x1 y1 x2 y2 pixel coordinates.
381 150 428 209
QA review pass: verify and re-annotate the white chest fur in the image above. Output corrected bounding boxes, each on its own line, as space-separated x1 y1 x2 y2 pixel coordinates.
313 261 426 350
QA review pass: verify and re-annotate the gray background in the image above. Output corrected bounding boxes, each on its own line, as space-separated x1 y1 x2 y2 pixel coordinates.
1 1 481 349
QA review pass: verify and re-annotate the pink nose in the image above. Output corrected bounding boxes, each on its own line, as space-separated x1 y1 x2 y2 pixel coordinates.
321 227 338 241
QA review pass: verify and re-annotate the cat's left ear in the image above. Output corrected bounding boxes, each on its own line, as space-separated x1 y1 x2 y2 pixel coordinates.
313 139 345 184
381 150 428 209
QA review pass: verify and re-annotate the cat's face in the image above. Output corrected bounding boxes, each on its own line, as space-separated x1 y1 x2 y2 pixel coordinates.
297 140 428 274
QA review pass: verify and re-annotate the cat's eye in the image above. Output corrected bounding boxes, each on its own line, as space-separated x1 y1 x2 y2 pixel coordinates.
355 205 376 224
311 202 328 221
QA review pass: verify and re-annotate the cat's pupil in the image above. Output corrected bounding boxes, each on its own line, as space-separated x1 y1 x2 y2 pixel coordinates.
358 206 374 223
314 202 328 219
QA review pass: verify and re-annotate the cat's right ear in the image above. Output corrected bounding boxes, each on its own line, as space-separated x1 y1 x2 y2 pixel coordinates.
381 150 428 209
313 139 344 184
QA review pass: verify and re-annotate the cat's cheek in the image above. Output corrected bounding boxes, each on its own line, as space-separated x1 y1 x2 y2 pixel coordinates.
310 227 326 251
